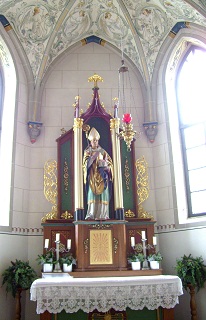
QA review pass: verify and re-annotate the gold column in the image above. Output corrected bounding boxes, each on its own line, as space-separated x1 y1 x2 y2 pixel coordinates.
110 118 124 212
73 118 84 215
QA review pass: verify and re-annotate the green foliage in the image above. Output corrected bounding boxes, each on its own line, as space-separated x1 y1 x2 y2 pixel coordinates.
176 254 206 292
128 253 145 263
36 251 55 265
147 252 163 262
59 253 76 266
2 259 37 298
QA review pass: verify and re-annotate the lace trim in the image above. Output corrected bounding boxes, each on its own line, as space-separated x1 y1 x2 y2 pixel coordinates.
31 279 183 314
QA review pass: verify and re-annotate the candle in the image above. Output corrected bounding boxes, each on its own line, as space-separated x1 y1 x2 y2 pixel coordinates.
67 239 71 249
141 231 146 239
44 239 49 249
153 236 157 246
56 233 60 242
131 237 135 247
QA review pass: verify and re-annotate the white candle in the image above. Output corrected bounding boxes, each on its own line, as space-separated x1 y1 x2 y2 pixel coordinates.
56 233 60 242
141 231 146 239
131 237 135 247
67 239 71 249
44 239 49 249
153 236 157 246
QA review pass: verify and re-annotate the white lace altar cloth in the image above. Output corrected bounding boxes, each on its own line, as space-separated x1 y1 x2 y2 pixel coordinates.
30 275 183 314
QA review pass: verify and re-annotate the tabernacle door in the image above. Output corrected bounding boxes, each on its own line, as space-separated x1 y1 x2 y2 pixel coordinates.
74 221 127 271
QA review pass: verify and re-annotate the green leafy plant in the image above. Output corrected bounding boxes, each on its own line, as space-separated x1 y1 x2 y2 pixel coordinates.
147 251 163 262
2 259 37 298
128 252 145 263
36 251 55 265
59 253 76 266
176 254 206 292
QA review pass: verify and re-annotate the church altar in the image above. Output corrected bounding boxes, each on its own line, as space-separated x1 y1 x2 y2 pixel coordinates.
35 79 183 320
30 275 183 318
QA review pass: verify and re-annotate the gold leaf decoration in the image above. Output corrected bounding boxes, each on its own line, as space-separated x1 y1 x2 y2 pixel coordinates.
63 158 69 194
124 157 130 192
41 205 57 223
42 160 58 222
138 204 154 220
44 160 57 204
124 209 135 218
61 211 73 219
135 156 149 205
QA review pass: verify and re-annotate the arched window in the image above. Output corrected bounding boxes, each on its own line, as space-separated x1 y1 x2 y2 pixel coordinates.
0 68 2 137
165 42 206 225
0 36 16 230
176 46 206 217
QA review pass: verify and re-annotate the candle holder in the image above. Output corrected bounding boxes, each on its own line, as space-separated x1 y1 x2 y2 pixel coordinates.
45 241 71 273
53 240 62 273
142 238 149 270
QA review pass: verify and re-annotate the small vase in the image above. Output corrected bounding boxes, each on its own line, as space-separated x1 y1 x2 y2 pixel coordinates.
63 263 72 272
43 263 53 273
131 261 141 270
150 261 160 270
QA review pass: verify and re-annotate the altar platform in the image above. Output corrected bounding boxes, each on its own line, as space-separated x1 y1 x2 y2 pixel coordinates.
30 274 183 320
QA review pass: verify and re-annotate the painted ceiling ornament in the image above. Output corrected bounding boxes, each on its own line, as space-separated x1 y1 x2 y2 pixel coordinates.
10 4 55 41
99 10 127 40
0 39 10 67
63 8 90 38
135 4 169 77
48 1 92 69
4 1 59 79
1 0 206 83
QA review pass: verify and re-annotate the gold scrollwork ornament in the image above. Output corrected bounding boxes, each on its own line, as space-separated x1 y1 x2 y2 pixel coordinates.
136 156 153 220
41 160 58 222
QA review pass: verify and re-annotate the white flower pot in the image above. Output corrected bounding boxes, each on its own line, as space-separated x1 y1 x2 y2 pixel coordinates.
131 261 141 270
63 263 72 272
43 263 53 273
150 261 160 270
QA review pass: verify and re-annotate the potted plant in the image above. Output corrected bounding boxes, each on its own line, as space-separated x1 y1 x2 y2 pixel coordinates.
36 251 55 272
59 253 76 272
147 252 163 269
175 254 206 320
175 254 206 291
128 253 145 270
2 259 37 320
2 259 37 298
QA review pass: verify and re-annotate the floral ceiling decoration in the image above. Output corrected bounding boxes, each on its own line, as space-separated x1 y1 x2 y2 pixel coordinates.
1 0 206 143
1 0 206 83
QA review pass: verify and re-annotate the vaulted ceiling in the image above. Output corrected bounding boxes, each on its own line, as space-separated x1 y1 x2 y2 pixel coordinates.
1 0 206 86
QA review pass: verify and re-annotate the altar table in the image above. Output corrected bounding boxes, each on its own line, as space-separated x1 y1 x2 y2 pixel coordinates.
30 274 183 319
